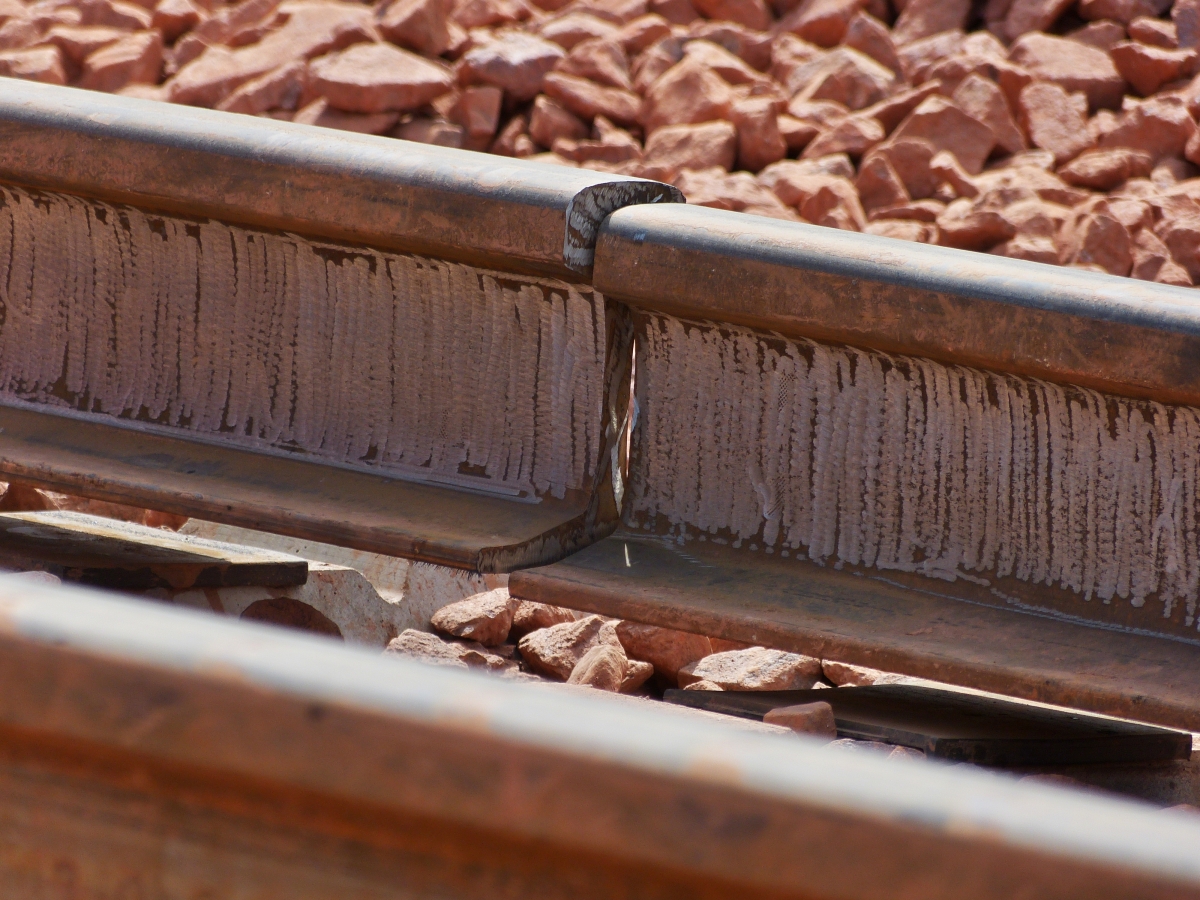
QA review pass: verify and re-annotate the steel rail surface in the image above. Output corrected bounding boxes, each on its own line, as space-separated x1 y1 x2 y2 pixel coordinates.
514 203 1200 731
0 79 679 279
594 203 1200 406
0 576 1198 899
0 80 679 571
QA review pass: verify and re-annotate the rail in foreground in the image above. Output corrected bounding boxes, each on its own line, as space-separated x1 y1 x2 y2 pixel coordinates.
0 576 1197 899
5 79 1200 731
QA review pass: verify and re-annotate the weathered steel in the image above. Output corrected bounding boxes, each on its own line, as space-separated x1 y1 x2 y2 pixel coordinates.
0 511 307 590
664 684 1193 767
519 204 1200 726
0 79 680 280
0 402 601 572
1 577 1200 898
594 203 1200 406
510 532 1200 732
0 81 681 570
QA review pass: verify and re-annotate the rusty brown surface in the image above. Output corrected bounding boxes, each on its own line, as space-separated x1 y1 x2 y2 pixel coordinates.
0 80 678 282
0 280 637 573
510 532 1200 733
0 82 679 573
0 401 599 573
0 511 308 590
1 580 1199 898
594 204 1200 407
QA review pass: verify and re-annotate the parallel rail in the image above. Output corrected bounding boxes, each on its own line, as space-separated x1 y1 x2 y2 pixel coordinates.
594 203 1200 406
0 79 679 279
0 577 1199 899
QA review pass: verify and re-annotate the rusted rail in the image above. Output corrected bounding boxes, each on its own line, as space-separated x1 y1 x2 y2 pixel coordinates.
0 576 1197 899
592 202 1200 406
0 78 677 572
0 79 679 280
512 205 1200 732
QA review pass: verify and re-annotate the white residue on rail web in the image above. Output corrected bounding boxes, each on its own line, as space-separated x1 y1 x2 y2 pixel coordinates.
627 313 1200 626
0 185 605 500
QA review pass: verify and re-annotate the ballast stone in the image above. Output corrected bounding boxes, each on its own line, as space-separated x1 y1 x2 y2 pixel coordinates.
308 41 453 113
430 588 519 646
458 32 565 100
384 628 517 672
822 660 907 686
621 659 656 692
615 620 712 683
511 600 577 637
78 28 162 92
1008 32 1126 110
567 640 629 690
518 614 620 680
678 647 823 690
763 701 838 739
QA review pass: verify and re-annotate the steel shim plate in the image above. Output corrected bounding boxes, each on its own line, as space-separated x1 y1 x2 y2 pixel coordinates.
0 402 596 571
0 511 308 590
510 531 1200 733
664 685 1193 767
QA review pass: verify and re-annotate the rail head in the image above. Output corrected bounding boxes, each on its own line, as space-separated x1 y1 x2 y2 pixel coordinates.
0 78 680 279
1 578 1200 899
594 202 1200 406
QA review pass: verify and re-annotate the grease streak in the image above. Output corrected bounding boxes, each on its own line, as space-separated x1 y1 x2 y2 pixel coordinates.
0 187 605 500
629 315 1200 624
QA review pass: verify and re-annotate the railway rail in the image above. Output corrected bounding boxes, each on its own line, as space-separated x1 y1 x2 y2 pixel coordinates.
1 78 1200 895
1 576 1200 899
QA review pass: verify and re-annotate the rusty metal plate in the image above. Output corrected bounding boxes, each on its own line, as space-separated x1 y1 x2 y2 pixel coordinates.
0 79 680 279
509 531 1200 733
594 203 1200 406
0 511 307 590
0 577 1199 898
665 685 1193 767
0 402 602 572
